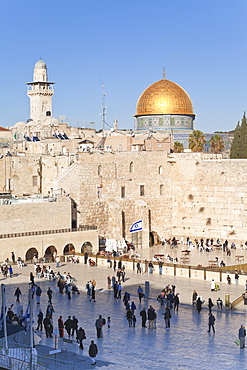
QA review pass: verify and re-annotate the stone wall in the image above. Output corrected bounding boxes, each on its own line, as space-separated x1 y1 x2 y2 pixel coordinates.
0 196 71 234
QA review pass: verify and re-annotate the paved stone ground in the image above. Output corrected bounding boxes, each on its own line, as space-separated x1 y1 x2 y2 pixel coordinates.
1 259 247 370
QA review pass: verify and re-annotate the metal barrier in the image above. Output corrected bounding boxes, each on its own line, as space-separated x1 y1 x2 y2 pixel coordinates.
231 294 244 310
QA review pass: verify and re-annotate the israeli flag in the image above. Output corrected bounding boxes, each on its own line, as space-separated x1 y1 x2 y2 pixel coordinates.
130 220 143 233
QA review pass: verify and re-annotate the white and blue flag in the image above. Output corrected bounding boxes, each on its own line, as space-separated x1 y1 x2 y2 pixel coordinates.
130 220 143 233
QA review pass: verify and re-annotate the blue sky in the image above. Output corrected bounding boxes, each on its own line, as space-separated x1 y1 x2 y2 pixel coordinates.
0 0 246 132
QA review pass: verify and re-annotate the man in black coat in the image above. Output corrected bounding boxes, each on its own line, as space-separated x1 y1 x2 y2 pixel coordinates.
64 316 73 338
140 307 147 327
43 315 53 338
89 340 98 365
208 313 216 333
71 315 78 337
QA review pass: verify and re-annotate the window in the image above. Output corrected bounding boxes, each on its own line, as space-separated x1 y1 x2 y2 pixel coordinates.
160 184 164 195
98 165 102 176
140 185 145 196
32 176 38 187
118 144 122 152
158 166 163 174
129 162 133 173
46 111 51 116
121 186 125 198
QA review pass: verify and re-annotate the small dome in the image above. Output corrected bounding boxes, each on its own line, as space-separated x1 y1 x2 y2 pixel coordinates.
135 78 194 116
34 59 47 69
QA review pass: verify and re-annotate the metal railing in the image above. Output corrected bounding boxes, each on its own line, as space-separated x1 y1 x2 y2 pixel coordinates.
0 225 97 239
231 294 244 310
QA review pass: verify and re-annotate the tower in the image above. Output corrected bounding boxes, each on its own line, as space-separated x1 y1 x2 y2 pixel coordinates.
26 59 55 124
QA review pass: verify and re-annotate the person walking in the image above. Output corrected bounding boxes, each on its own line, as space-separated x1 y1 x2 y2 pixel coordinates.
107 276 111 289
76 327 86 349
36 310 43 331
11 252 15 265
36 285 42 304
47 287 53 304
208 298 214 314
163 307 172 329
14 287 22 303
117 282 122 299
235 271 239 285
58 316 64 338
89 340 98 365
64 316 73 338
140 307 147 327
208 313 216 333
46 304 55 318
239 325 246 349
71 315 78 337
30 272 35 285
137 286 144 303
95 315 104 338
67 284 72 300
131 301 136 313
8 266 13 278
174 293 180 311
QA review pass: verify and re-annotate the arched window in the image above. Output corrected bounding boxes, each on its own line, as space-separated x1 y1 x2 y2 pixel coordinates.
98 165 102 176
158 166 163 175
129 162 133 173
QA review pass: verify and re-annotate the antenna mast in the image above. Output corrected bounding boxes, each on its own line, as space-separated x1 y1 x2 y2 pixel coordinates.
101 83 107 136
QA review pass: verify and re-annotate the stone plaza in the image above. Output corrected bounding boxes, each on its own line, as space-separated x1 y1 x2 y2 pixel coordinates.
1 248 247 370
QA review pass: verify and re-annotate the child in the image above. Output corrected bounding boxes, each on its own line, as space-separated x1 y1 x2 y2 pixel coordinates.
107 316 111 328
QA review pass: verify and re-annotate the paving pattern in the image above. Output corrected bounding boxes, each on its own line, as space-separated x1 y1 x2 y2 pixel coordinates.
1 259 247 369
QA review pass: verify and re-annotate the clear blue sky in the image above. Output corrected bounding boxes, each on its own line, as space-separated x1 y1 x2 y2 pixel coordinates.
0 0 246 132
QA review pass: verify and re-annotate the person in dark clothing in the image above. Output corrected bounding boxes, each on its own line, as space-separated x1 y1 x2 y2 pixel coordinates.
47 287 53 304
14 287 22 303
77 327 86 349
239 325 246 349
118 260 122 269
71 316 78 337
174 293 180 311
113 260 117 271
126 308 133 327
6 307 14 322
30 272 35 285
90 285 96 302
140 307 147 327
208 313 216 333
136 261 141 274
36 310 43 331
43 315 53 338
163 307 172 329
84 252 88 264
137 286 144 303
46 304 55 318
57 316 64 337
11 252 15 265
192 290 198 305
208 298 214 314
64 316 73 338
36 285 42 304
196 297 203 314
89 340 98 365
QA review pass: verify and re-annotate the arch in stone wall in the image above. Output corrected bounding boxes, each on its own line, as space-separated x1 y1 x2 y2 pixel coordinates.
63 243 75 255
25 247 38 261
81 242 93 254
45 245 57 257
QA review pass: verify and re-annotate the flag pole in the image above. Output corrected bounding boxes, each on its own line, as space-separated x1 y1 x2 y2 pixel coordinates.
1 284 9 360
29 287 34 370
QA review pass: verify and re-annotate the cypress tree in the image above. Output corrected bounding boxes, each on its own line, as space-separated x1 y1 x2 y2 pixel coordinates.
230 112 247 158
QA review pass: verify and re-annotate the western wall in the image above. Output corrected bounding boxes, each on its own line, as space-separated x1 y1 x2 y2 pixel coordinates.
1 151 247 249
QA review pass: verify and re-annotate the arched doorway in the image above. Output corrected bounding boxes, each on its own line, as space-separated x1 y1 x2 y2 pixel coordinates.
149 231 160 247
25 247 38 261
81 242 93 254
63 243 75 255
45 246 57 261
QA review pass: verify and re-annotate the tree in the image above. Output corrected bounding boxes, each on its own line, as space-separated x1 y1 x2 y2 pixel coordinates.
209 135 224 154
230 112 247 158
173 141 184 153
188 130 206 152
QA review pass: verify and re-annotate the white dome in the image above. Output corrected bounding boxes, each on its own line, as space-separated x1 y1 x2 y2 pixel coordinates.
34 59 47 69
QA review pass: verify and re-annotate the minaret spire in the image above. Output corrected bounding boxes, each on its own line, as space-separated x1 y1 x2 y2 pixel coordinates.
163 67 166 79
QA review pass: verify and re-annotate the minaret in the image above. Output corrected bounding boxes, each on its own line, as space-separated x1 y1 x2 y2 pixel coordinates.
26 59 55 124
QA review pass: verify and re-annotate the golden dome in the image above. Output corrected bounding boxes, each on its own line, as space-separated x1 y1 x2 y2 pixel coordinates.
135 78 194 116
